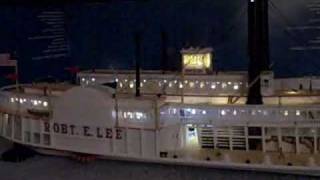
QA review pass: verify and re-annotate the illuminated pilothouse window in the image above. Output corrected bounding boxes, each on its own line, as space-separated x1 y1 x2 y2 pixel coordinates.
121 111 147 122
181 47 213 74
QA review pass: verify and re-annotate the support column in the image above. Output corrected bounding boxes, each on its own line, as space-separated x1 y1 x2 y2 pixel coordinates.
229 127 233 150
314 131 317 154
140 129 144 157
278 127 282 151
295 127 300 154
111 128 115 154
245 126 249 151
262 126 266 152
155 130 160 157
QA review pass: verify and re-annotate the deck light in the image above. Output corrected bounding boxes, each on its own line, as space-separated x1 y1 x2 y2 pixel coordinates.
221 110 226 116
129 82 134 88
202 110 207 115
91 78 96 82
179 83 183 89
233 84 239 90
211 84 216 89
296 110 301 116
43 101 48 107
284 110 289 116
233 110 237 115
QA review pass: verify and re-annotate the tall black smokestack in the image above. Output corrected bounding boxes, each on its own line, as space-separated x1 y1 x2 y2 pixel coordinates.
247 0 270 104
160 30 168 73
134 32 142 97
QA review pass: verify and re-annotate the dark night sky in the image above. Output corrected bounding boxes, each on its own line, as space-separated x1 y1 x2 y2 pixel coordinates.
0 0 320 85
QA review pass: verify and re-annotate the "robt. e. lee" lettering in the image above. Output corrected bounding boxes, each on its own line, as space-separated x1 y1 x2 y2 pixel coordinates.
44 122 122 139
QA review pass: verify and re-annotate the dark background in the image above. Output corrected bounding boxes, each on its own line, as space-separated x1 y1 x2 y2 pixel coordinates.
0 0 319 85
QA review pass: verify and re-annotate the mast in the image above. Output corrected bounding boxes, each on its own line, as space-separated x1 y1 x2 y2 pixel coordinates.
247 0 270 104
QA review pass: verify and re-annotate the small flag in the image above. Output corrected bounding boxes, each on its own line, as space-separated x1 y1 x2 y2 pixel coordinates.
4 73 18 81
65 66 80 74
0 53 16 67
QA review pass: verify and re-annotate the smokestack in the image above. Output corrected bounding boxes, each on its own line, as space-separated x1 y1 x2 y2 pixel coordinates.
134 32 142 97
246 0 270 105
160 30 168 73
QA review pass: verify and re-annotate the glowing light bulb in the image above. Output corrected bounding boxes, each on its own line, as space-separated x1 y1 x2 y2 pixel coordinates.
43 101 48 107
211 84 216 89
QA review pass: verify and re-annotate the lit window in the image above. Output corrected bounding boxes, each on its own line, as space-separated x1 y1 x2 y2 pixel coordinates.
211 83 216 89
195 80 199 84
136 112 144 119
174 80 178 84
10 98 14 103
143 79 147 83
251 110 256 115
263 110 268 116
169 82 173 87
202 110 207 115
200 82 205 89
15 98 18 101
222 82 227 89
172 108 177 114
140 82 143 87
91 78 96 82
19 98 24 104
184 80 188 84
284 110 289 116
191 109 196 115
23 98 27 102
228 82 232 85
115 78 119 82
189 82 195 88
221 110 226 116
296 110 301 116
119 82 123 88
233 84 239 90
158 82 162 87
124 79 128 82
81 78 85 82
179 83 184 89
163 80 167 83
